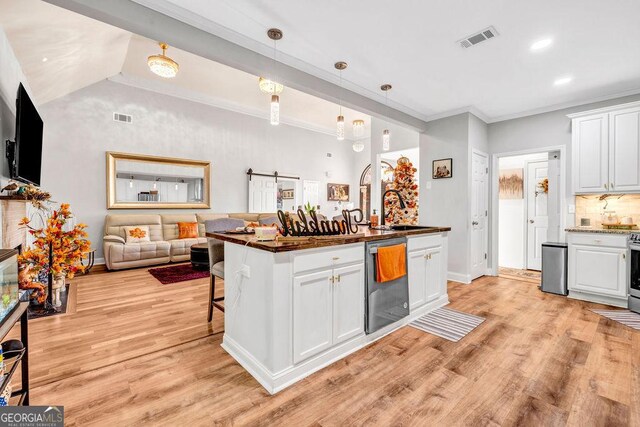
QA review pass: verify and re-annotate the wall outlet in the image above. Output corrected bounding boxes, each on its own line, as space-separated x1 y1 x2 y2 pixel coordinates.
568 205 576 214
240 265 250 278
426 181 432 190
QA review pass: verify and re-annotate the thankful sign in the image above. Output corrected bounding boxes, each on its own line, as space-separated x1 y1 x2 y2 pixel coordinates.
277 209 364 237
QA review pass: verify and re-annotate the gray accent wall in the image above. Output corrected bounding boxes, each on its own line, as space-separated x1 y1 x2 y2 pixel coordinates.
419 113 471 281
40 79 358 260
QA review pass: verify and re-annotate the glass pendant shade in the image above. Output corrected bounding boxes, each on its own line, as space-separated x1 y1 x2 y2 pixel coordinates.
352 140 365 152
382 129 390 151
258 77 284 94
147 43 179 78
352 119 365 139
271 95 280 125
336 115 345 140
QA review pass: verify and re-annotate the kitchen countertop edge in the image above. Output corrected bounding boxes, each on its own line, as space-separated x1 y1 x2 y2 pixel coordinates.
565 227 636 235
206 226 451 253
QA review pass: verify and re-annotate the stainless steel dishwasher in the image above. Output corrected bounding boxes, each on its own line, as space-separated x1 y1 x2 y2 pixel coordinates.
365 237 410 334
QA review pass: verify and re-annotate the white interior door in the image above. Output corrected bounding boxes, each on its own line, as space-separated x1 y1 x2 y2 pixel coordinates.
526 161 549 270
248 176 277 213
470 151 489 280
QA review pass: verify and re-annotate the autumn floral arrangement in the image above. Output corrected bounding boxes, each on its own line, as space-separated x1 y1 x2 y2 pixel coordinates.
18 203 91 306
537 178 549 194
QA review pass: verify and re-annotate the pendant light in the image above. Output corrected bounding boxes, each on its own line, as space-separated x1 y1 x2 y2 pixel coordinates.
381 84 392 151
352 119 365 152
335 61 347 141
352 140 365 153
352 119 365 138
147 42 179 78
267 28 283 126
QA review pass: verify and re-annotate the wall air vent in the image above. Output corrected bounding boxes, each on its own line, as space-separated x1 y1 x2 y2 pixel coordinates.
458 26 499 48
113 112 132 123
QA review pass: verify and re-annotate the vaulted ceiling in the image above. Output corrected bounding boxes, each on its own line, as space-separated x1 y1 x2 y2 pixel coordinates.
134 0 640 122
0 0 371 139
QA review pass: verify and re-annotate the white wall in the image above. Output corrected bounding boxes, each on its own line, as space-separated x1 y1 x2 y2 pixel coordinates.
40 80 357 260
498 153 547 269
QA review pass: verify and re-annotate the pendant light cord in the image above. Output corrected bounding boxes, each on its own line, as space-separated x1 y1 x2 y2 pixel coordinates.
339 69 343 115
272 39 277 95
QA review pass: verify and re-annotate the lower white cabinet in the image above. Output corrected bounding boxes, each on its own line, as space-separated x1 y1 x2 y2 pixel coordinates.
293 263 364 364
408 239 445 310
567 233 628 306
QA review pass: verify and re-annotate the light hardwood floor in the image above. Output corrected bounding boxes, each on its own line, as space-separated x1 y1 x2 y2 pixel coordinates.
9 266 639 426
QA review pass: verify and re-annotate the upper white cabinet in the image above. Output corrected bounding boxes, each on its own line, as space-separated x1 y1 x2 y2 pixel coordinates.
570 102 640 194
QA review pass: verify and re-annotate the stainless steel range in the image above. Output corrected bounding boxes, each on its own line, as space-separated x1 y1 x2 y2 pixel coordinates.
629 232 640 313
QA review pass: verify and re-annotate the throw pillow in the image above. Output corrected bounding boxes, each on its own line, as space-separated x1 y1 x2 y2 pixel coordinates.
177 222 198 239
123 225 151 243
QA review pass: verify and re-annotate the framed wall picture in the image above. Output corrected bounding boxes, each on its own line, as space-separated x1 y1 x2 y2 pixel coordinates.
499 168 524 199
327 183 350 201
432 158 453 179
281 189 295 199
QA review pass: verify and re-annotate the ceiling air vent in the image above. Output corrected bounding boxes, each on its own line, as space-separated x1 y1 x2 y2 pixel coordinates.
113 112 132 123
458 26 499 48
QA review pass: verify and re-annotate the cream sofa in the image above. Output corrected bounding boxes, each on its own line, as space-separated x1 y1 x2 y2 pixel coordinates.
103 213 275 271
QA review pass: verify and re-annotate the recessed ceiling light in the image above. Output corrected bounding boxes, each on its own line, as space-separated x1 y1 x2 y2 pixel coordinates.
530 38 553 51
554 76 573 86
42 57 48 62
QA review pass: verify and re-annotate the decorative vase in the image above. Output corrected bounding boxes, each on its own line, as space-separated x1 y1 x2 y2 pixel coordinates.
51 274 65 307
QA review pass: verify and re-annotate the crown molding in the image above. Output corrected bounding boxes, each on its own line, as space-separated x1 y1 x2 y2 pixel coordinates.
488 87 640 123
108 73 358 140
425 105 490 124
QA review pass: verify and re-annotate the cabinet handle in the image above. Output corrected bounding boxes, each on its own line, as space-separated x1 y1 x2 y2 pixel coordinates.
424 253 432 260
329 276 334 284
611 183 614 189
332 257 340 261
337 275 341 283
622 253 626 260
604 183 608 190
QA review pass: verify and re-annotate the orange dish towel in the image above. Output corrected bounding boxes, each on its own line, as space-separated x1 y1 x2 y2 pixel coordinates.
375 243 407 283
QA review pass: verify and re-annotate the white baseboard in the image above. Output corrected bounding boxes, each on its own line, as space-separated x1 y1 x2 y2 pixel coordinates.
95 257 105 266
568 290 628 308
447 271 471 284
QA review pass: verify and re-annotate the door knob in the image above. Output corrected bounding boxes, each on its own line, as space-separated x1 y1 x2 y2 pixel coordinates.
472 221 479 226
529 219 534 223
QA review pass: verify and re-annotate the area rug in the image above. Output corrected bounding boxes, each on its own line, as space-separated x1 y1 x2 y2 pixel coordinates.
149 264 209 284
591 309 640 331
408 307 485 342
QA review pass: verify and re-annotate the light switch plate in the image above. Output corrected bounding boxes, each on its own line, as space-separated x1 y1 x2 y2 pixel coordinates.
568 205 576 214
426 181 432 190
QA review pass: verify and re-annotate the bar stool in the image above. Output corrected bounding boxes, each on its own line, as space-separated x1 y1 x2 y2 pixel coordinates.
205 218 245 322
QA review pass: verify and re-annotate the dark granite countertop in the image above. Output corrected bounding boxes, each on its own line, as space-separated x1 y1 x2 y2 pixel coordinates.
206 226 451 253
565 227 636 235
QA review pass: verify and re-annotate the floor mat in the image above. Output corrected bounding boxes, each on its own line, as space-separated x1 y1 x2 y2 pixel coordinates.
408 307 485 342
591 309 640 331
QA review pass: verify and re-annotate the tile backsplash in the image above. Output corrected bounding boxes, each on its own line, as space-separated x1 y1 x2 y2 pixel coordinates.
575 194 640 227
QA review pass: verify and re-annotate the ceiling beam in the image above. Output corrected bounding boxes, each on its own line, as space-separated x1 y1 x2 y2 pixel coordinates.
42 0 429 132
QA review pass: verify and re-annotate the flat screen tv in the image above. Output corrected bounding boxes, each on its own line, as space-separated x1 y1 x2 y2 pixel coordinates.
12 83 43 186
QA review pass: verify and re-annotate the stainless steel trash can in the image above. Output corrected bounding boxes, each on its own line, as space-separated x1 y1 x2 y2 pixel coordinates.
541 242 568 295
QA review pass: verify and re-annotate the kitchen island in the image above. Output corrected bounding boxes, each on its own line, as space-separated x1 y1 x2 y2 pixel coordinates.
207 226 451 394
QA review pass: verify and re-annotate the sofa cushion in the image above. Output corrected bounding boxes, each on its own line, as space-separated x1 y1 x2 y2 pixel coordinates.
205 218 245 233
196 213 229 237
105 214 164 242
161 214 198 241
177 222 198 239
168 237 207 257
123 226 151 243
229 213 261 222
108 241 171 263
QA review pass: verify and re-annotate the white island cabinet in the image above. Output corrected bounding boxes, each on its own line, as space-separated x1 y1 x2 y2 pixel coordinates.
215 229 449 394
567 231 628 307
